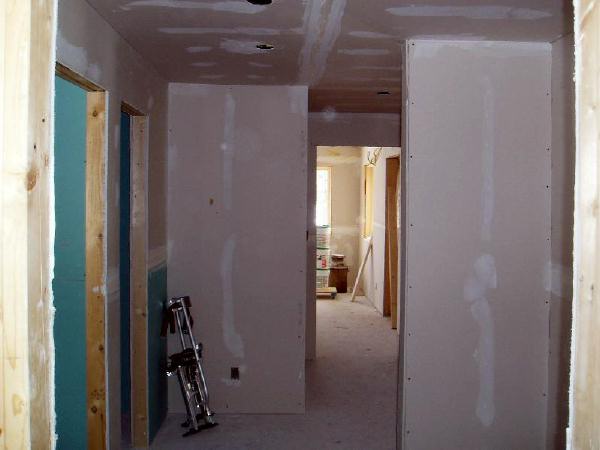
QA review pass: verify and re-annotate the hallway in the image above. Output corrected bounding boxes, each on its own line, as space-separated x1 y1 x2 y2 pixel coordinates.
151 295 399 450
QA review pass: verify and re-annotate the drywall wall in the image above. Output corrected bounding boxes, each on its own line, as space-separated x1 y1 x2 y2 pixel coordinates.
53 76 88 450
307 113 400 359
316 147 362 289
359 147 401 315
57 0 169 446
547 33 575 450
167 84 308 414
399 40 551 449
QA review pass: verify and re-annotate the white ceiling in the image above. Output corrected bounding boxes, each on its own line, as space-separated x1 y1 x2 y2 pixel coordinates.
86 0 573 113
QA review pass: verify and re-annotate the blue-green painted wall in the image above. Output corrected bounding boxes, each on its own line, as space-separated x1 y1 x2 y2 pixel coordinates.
148 265 168 442
53 76 88 450
120 111 132 423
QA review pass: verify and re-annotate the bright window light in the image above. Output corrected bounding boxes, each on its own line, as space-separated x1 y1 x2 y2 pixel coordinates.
316 167 331 226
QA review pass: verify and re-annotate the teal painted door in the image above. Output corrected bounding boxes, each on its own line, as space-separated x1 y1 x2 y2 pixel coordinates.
53 76 88 450
120 111 132 443
148 266 168 441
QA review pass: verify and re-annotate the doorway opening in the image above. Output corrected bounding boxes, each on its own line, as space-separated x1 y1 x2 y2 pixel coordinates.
120 108 133 446
53 64 107 449
311 145 402 447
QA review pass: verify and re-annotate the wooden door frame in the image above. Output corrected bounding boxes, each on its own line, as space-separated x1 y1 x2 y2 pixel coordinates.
1 1 56 447
569 0 600 446
383 157 400 329
56 63 108 449
121 103 150 448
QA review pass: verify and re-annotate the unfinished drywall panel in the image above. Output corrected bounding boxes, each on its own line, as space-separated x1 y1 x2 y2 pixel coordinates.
401 40 551 449
307 113 401 359
57 0 169 446
547 33 575 450
359 147 400 315
167 84 308 414
317 147 362 289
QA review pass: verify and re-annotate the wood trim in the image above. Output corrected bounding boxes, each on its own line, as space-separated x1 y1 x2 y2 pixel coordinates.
130 115 149 447
1 1 56 448
570 0 600 446
383 157 400 327
122 102 145 117
56 62 103 92
383 156 400 329
86 91 107 450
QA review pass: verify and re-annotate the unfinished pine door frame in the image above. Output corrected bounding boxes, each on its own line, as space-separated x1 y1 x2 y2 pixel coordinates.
122 103 150 448
56 63 108 450
1 1 56 447
569 0 600 447
383 157 400 329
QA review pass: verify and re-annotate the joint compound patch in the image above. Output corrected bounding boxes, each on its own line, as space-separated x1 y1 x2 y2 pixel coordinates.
338 48 390 56
297 0 347 84
123 0 267 14
220 39 264 55
386 6 552 20
222 92 236 210
221 235 244 358
464 254 497 427
160 27 281 35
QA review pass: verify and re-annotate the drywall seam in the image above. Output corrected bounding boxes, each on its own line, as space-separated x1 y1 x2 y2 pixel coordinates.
123 0 267 14
386 5 552 20
221 234 244 358
222 92 235 210
297 0 347 84
481 76 495 242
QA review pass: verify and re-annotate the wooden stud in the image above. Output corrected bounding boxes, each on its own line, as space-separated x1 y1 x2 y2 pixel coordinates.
86 91 107 450
1 1 56 448
130 115 149 448
570 0 600 446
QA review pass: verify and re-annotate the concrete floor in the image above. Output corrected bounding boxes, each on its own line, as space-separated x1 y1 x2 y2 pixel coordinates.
151 295 399 450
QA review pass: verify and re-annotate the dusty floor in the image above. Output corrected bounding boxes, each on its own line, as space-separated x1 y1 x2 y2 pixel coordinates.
151 295 399 450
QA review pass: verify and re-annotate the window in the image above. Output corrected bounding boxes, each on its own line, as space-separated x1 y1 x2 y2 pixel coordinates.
363 165 374 237
316 167 331 226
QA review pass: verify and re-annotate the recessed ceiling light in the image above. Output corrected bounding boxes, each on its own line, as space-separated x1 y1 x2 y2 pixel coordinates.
247 0 272 4
256 43 275 50
377 91 392 96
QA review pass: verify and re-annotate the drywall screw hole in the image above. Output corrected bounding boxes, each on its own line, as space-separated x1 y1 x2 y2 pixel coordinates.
408 377 412 381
